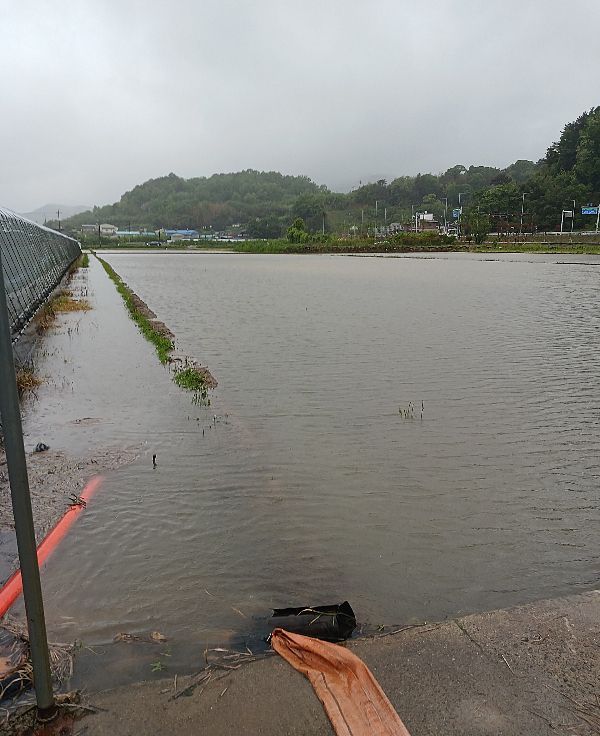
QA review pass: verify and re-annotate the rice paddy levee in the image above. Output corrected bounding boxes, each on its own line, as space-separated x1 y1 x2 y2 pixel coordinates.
94 252 217 404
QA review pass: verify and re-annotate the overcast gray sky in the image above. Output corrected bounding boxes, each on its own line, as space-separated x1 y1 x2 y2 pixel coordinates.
2 0 599 212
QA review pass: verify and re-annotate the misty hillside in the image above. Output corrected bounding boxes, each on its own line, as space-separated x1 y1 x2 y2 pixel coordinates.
63 106 600 235
21 203 90 225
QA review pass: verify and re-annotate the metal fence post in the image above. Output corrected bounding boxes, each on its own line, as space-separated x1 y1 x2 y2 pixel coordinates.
0 248 57 720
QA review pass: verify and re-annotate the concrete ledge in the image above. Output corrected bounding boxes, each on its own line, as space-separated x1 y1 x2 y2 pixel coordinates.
82 590 600 735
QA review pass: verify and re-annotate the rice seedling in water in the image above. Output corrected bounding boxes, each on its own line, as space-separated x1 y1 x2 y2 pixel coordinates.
399 402 415 419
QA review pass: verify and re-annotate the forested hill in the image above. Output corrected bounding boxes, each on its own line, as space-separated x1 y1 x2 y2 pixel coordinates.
66 170 325 231
65 162 539 235
64 106 600 235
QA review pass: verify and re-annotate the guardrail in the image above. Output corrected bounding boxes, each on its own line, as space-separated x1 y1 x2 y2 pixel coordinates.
0 207 81 340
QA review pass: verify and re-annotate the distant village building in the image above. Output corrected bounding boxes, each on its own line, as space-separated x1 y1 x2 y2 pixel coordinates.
99 223 118 236
80 224 97 234
115 230 156 237
164 229 199 241
417 212 439 231
376 222 404 237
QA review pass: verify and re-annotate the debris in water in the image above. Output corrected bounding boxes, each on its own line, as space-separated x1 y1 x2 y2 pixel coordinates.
68 494 86 509
150 631 168 643
34 442 50 453
113 632 142 643
114 631 168 644
152 454 157 468
269 601 356 642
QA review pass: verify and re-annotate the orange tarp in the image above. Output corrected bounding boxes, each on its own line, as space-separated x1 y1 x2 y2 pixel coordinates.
271 628 411 736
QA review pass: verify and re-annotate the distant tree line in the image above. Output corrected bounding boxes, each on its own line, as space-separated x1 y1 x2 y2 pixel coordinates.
63 108 600 237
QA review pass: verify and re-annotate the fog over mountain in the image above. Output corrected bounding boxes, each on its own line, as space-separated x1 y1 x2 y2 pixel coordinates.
2 0 600 211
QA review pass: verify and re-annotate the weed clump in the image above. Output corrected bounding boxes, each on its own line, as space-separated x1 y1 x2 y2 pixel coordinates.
34 302 56 332
173 366 211 405
16 366 42 397
52 291 91 312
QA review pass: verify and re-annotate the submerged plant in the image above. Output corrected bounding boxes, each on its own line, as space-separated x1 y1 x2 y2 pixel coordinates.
399 400 424 420
399 402 415 419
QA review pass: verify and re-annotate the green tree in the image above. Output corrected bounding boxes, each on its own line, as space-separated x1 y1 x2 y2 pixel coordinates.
462 209 490 244
287 217 310 243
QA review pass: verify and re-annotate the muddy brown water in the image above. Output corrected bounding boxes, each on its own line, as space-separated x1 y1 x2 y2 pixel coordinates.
10 252 600 688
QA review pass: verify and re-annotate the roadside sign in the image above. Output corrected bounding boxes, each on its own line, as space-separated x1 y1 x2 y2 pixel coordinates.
581 206 599 215
563 210 573 218
452 208 462 218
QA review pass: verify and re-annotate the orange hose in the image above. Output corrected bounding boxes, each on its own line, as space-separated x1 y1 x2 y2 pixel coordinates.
0 474 103 617
271 628 411 736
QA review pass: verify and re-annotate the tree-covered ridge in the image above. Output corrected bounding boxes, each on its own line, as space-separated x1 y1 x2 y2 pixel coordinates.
67 170 323 230
469 106 600 230
64 107 600 235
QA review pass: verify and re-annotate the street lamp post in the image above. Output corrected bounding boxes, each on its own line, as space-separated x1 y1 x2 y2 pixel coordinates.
571 199 575 234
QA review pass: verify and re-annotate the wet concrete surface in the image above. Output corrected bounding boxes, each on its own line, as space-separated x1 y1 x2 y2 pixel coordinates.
80 590 600 736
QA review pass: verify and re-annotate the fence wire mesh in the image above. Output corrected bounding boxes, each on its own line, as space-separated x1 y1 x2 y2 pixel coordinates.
0 207 81 341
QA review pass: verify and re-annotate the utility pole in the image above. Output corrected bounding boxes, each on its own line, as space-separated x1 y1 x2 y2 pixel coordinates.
458 193 467 236
571 199 575 234
519 193 526 236
596 204 600 234
56 209 61 232
442 197 448 232
0 250 57 722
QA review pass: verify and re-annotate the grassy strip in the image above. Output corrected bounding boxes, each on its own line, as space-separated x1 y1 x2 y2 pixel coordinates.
473 242 600 255
79 252 89 267
95 254 173 363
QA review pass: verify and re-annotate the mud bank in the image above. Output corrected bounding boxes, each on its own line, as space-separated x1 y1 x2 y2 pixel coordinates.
74 590 600 736
0 445 139 584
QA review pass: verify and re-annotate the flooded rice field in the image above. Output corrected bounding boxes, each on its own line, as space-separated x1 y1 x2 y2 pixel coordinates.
15 252 600 686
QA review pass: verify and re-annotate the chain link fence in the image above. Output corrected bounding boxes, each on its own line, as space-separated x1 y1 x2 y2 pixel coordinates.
0 207 81 341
